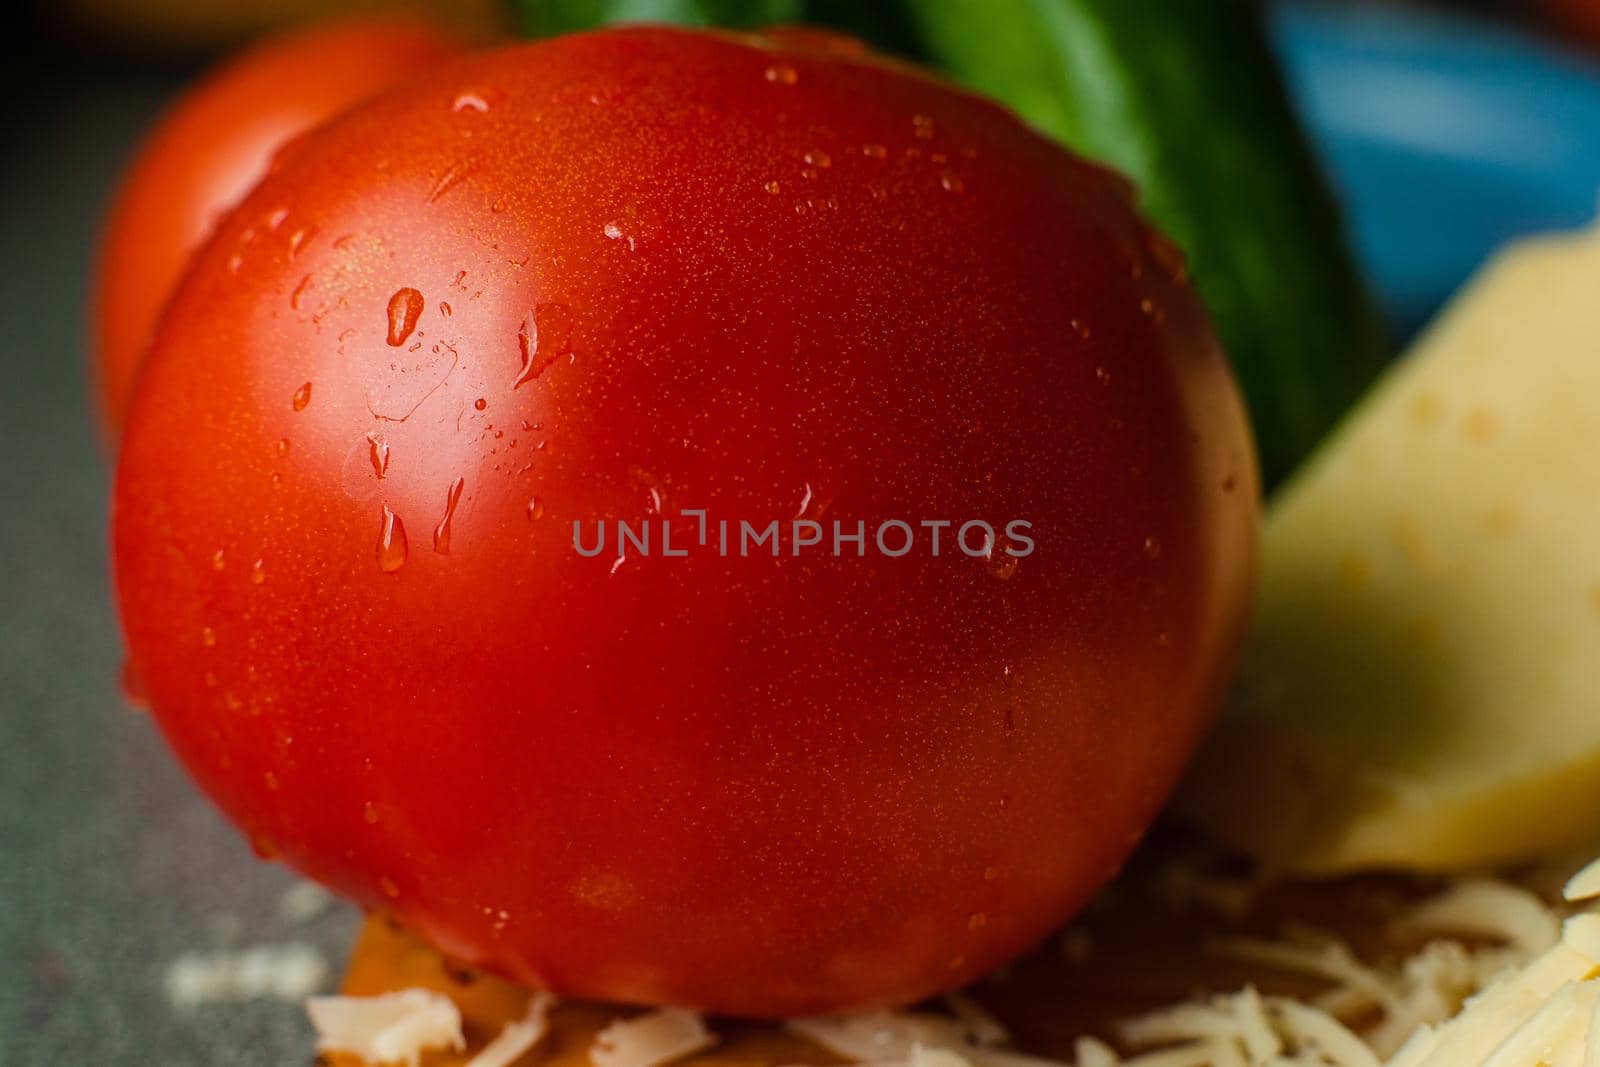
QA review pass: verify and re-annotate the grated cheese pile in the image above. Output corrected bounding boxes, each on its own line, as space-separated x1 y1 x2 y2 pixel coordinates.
306 858 1600 1067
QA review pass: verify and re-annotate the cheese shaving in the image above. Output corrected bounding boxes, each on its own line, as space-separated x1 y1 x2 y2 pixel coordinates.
306 989 464 1067
1391 879 1560 957
1567 858 1600 903
591 1007 717 1067
467 992 556 1067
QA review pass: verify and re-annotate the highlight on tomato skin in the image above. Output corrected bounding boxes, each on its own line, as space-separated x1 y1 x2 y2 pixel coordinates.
111 26 1259 1018
91 13 468 445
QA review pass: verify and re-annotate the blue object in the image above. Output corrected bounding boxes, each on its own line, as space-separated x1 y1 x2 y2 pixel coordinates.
1271 2 1600 337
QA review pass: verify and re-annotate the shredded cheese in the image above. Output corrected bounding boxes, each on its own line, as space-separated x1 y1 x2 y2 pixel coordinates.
1567 858 1600 903
590 1008 717 1067
306 989 464 1067
467 992 556 1067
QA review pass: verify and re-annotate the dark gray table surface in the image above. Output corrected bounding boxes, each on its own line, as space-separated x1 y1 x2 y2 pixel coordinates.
0 56 358 1066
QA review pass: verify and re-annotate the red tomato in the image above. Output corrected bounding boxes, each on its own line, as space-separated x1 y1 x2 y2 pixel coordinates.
92 14 467 442
114 28 1258 1016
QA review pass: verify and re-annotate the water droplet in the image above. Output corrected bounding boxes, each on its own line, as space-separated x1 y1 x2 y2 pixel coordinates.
433 477 465 555
764 180 781 195
366 433 390 479
223 691 243 711
1145 229 1189 283
968 912 988 932
276 438 290 457
452 88 501 113
804 149 831 169
386 288 425 346
267 207 289 230
379 876 400 899
940 173 965 194
796 483 813 518
227 253 244 275
862 143 888 160
263 771 281 791
526 497 544 521
912 114 935 139
289 275 312 310
515 303 574 388
292 382 313 411
764 64 798 85
800 167 819 182
120 658 149 709
1095 366 1111 385
983 866 999 881
473 397 487 412
428 159 479 203
363 802 379 825
985 543 1020 580
251 560 266 584
201 626 216 648
609 556 626 576
1143 535 1162 559
288 227 316 259
439 301 452 317
377 506 408 573
210 549 226 571
1071 318 1091 340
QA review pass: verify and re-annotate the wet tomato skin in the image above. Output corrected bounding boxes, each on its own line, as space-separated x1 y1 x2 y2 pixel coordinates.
92 14 466 442
113 28 1258 1017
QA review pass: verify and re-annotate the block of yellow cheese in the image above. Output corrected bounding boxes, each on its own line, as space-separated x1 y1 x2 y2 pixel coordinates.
1180 221 1600 874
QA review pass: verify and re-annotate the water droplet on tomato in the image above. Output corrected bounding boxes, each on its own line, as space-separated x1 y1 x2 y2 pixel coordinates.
433 477 465 555
366 433 390 479
210 549 226 571
764 64 798 85
251 560 266 585
379 876 400 899
120 658 149 710
940 173 965 194
1143 535 1162 559
862 143 887 160
968 913 988 932
764 180 781 195
983 866 999 881
292 382 313 411
377 506 408 573
276 438 290 457
1095 366 1111 385
428 159 478 203
804 149 831 169
1145 228 1189 283
452 88 501 113
474 397 487 411
526 497 544 521
913 114 935 139
386 288 425 346
363 802 379 825
515 303 574 388
201 626 216 648
263 771 281 791
289 274 312 310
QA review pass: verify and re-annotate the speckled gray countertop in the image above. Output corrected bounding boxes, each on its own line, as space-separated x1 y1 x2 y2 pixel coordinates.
0 52 358 1066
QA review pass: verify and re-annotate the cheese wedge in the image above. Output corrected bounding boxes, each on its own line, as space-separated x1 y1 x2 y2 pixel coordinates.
1179 220 1600 874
